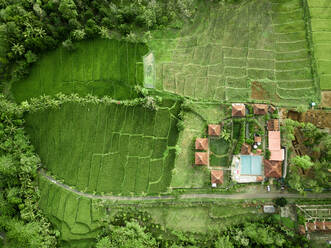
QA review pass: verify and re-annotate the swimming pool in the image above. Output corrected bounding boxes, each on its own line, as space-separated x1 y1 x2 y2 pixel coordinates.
240 155 262 175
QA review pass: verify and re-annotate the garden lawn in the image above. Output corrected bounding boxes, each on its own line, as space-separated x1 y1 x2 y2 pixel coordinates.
12 39 148 102
26 99 181 195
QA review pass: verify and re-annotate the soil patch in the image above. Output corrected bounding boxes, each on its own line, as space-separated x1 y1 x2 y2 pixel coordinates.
321 91 331 108
251 81 268 100
301 110 331 129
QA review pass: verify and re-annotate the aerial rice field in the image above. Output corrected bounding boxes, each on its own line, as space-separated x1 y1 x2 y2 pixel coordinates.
10 0 331 246
148 0 319 105
26 99 181 195
38 175 261 246
12 39 148 102
307 0 331 90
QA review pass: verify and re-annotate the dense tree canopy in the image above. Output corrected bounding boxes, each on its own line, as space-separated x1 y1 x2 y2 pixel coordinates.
0 95 57 247
96 210 310 248
0 0 195 83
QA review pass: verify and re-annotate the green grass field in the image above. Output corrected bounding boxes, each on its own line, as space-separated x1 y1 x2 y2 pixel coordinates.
147 0 318 105
12 39 148 102
307 0 331 90
26 99 181 195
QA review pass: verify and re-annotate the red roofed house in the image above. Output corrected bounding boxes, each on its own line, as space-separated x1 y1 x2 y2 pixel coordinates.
268 119 279 131
268 131 284 161
253 104 268 115
195 138 208 151
241 143 251 155
208 124 221 136
298 225 306 235
211 170 223 187
195 152 208 166
269 105 276 113
264 159 282 178
268 131 281 150
270 149 284 161
232 104 246 117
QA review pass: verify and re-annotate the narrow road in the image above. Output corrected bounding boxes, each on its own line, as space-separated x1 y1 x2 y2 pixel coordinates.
40 170 331 201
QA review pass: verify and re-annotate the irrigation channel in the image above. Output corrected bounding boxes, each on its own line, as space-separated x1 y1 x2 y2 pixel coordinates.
40 170 331 201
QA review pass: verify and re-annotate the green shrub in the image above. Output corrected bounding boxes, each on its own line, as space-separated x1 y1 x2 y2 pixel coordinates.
265 149 271 160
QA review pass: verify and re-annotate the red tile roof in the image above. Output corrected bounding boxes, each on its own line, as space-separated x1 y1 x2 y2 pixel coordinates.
232 104 246 117
315 222 325 231
264 159 282 178
195 152 208 165
253 104 268 115
299 225 306 235
268 119 279 131
269 105 276 113
256 176 263 182
306 222 316 231
195 138 208 151
270 149 284 161
208 124 221 136
241 143 251 155
268 131 281 151
254 136 262 143
211 170 223 184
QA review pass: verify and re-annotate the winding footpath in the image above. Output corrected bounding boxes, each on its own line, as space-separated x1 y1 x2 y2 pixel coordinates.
40 170 331 201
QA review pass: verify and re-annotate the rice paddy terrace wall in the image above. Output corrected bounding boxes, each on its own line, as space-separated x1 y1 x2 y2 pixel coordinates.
149 0 318 105
12 39 148 102
25 99 181 195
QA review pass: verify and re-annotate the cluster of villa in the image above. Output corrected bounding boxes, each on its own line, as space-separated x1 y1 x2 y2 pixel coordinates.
195 124 224 187
194 103 285 187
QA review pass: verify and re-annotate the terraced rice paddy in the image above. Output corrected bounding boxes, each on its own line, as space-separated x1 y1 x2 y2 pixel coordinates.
25 100 181 195
148 0 318 105
38 175 261 244
307 0 331 90
12 39 148 102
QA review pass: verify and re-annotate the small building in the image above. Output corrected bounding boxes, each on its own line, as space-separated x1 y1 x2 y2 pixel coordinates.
195 138 208 151
269 105 276 113
253 104 268 115
241 143 251 155
254 136 262 144
256 176 263 182
307 222 316 232
195 152 208 166
298 225 306 235
208 124 221 136
268 131 281 150
263 205 276 213
268 119 279 131
232 103 246 117
211 170 223 187
270 149 284 161
264 159 282 178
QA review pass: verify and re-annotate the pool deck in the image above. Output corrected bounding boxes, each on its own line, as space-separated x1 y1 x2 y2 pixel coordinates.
231 155 264 183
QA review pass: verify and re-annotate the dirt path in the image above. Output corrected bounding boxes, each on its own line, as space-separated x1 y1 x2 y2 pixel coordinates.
40 171 331 201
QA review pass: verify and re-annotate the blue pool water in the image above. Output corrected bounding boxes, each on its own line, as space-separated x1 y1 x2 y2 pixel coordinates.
240 155 262 175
